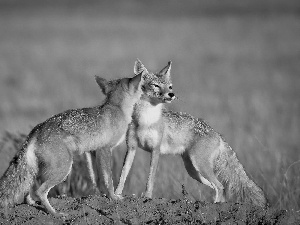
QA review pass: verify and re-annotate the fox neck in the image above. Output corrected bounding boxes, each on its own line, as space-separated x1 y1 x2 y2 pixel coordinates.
104 96 138 123
134 100 163 126
121 99 138 122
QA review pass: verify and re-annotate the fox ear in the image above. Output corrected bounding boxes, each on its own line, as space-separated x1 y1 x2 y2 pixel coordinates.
129 72 142 92
158 61 172 79
95 75 111 95
134 58 149 75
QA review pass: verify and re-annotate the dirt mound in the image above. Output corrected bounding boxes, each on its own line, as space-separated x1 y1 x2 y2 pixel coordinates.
0 195 299 225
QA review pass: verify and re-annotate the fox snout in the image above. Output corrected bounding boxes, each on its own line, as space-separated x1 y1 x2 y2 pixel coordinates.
168 93 175 98
163 92 176 103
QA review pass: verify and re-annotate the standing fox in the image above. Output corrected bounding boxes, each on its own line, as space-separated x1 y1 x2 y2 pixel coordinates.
111 59 268 207
0 72 143 217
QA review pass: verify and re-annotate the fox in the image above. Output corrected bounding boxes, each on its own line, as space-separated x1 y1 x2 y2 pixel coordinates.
0 71 143 217
109 59 267 207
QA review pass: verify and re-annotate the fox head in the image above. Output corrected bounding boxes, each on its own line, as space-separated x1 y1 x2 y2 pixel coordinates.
134 59 176 105
95 73 143 105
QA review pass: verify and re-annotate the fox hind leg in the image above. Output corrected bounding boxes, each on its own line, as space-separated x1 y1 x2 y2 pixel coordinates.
36 182 61 216
182 153 225 203
36 151 73 217
191 155 225 203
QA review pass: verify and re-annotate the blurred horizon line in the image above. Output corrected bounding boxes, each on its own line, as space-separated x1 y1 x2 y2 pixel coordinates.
0 0 300 17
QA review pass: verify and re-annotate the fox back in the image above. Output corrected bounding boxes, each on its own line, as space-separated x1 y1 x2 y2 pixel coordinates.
33 74 143 154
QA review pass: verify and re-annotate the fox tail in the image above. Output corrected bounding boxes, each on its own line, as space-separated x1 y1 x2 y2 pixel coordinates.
214 139 268 207
0 138 38 208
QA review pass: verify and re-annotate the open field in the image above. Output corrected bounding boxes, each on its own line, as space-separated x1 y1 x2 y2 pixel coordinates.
0 0 300 219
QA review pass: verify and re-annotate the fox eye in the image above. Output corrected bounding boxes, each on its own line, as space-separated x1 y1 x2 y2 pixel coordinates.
169 86 173 90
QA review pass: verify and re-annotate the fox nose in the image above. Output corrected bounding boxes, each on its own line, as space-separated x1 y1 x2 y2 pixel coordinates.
168 93 175 98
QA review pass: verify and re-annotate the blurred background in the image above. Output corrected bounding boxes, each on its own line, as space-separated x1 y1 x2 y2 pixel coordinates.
0 0 299 210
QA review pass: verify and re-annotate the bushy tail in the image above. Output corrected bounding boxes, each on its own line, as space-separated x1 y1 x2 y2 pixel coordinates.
213 140 268 207
0 141 37 208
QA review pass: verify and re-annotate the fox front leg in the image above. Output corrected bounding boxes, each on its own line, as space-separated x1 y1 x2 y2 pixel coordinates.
144 148 160 198
85 152 100 195
115 124 138 197
97 148 122 200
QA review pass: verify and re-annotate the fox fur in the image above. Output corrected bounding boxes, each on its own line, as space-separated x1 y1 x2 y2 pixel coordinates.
213 140 267 206
0 72 143 217
111 59 268 208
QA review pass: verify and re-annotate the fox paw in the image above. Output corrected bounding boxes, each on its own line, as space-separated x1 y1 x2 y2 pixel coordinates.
26 195 38 206
111 193 124 200
141 192 153 199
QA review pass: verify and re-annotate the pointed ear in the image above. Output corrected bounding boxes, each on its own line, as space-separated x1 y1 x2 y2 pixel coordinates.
134 58 148 75
158 61 172 78
95 75 110 95
129 72 142 92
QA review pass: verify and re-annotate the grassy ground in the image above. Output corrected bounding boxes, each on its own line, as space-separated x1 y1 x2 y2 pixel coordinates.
0 0 299 212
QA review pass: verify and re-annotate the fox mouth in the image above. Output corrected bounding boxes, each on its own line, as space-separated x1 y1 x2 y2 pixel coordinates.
163 96 176 103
